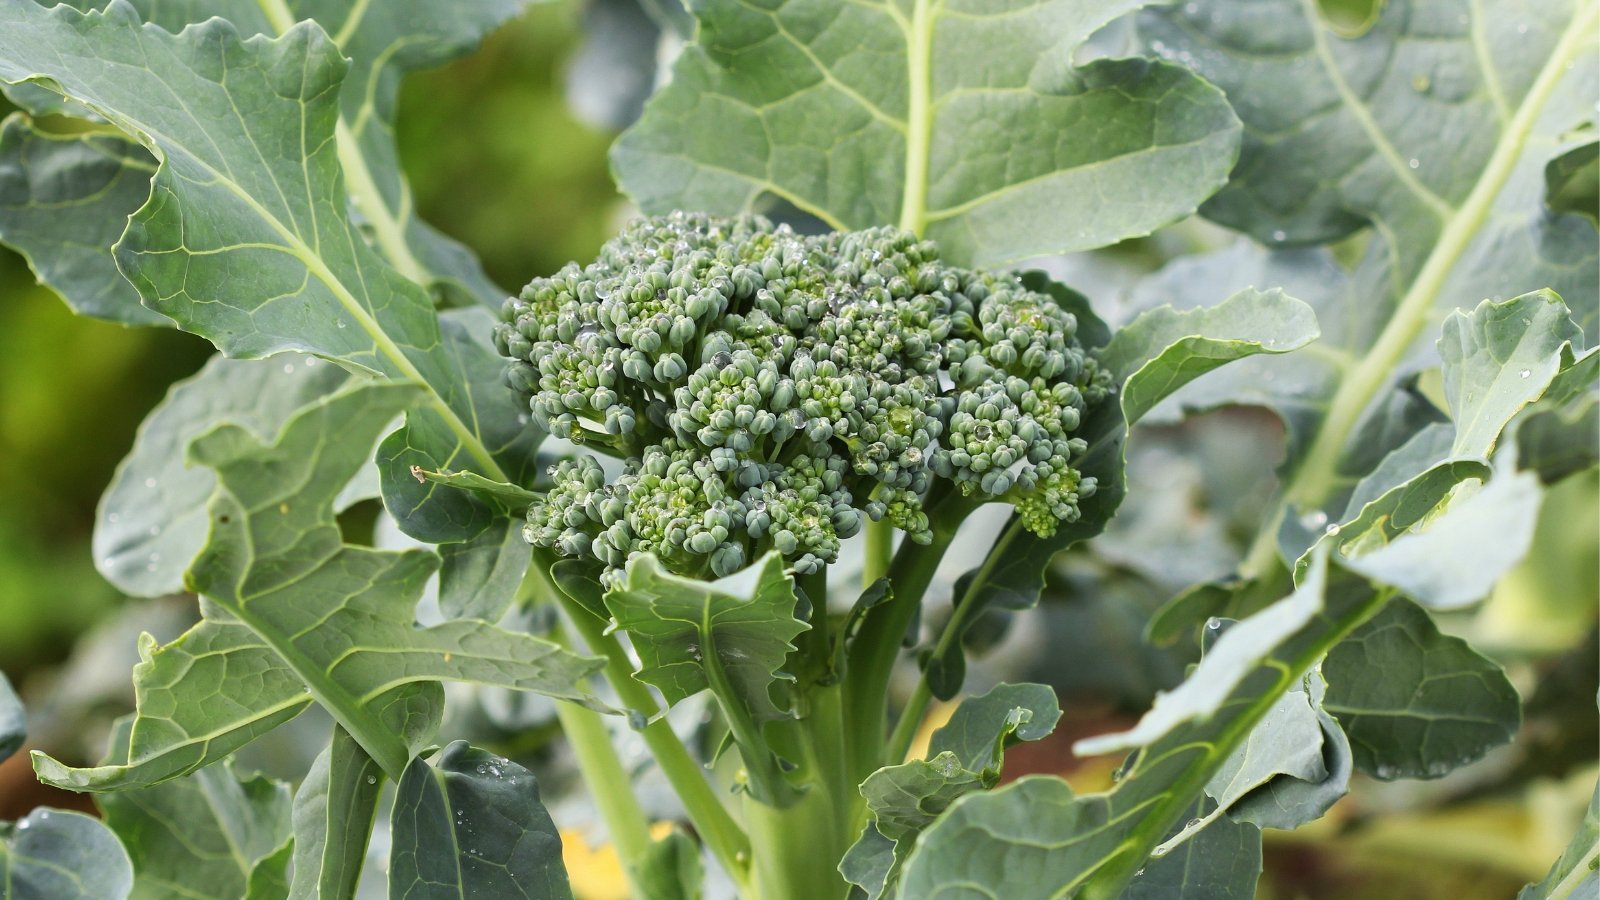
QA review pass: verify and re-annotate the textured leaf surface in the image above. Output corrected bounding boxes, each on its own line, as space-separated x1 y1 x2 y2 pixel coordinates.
0 0 539 546
1122 800 1260 900
0 809 133 900
97 718 292 900
95 353 354 598
389 741 571 900
1323 597 1520 779
613 0 1240 264
840 683 1060 898
900 563 1388 899
289 726 383 900
605 553 806 721
0 116 163 325
41 383 600 787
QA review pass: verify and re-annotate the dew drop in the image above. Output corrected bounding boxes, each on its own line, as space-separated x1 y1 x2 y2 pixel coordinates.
366 775 377 785
1299 509 1328 531
1325 523 1341 536
1518 368 1531 379
1516 22 1528 33
1186 818 1202 829
1205 617 1223 631
336 320 347 329
1183 1 1197 11
108 513 120 523
1408 158 1420 169
145 477 158 488
1271 229 1287 242
303 356 317 367
283 363 296 374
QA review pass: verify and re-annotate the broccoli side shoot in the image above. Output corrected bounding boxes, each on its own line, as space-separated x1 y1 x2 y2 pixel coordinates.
493 213 1111 582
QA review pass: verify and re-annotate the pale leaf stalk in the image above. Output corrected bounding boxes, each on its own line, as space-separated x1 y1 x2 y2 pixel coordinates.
1242 0 1600 577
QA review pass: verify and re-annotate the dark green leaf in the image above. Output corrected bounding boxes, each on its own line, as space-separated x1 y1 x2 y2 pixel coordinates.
289 725 384 900
96 718 292 900
614 0 1241 265
0 116 164 325
1545 140 1598 222
927 682 1061 776
1122 800 1260 900
1516 395 1600 484
0 809 133 900
1323 597 1520 779
244 839 294 900
389 741 572 900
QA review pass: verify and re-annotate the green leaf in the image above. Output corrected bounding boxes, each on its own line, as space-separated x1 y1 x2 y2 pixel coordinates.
410 467 541 514
244 840 295 900
1141 0 1599 333
605 553 806 721
42 382 602 786
95 353 356 598
632 827 704 900
898 560 1390 899
1323 596 1520 778
1098 288 1321 426
1516 394 1600 484
288 725 383 900
840 683 1060 898
96 717 293 900
389 741 573 900
1122 800 1260 900
1440 291 1585 458
1545 140 1598 223
1341 467 1544 609
613 0 1241 265
437 521 533 622
0 809 134 900
926 682 1060 776
604 552 806 802
0 115 164 326
1519 777 1599 900
33 618 313 792
0 671 22 766
0 1 538 546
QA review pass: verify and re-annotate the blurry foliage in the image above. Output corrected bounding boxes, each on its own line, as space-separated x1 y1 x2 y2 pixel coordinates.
397 2 626 291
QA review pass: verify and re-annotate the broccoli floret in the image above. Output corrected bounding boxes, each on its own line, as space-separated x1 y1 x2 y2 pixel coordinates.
494 212 1106 583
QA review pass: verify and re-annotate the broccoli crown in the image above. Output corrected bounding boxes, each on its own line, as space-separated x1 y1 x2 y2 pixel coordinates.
495 213 1111 582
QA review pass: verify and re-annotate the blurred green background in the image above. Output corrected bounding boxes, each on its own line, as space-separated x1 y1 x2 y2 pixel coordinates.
0 4 1593 899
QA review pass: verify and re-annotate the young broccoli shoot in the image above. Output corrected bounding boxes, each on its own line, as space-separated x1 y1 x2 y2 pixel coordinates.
494 213 1111 582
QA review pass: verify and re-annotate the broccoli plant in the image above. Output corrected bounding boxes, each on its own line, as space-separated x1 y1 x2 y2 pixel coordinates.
0 0 1593 899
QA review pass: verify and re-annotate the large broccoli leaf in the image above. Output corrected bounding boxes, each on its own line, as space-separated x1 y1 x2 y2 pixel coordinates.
612 0 1241 265
0 809 134 900
1137 0 1598 570
33 382 603 787
0 1 538 550
0 0 517 325
97 717 294 900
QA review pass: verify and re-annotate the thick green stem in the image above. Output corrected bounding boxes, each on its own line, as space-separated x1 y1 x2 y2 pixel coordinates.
553 589 755 893
863 519 894 588
744 779 849 900
841 494 969 785
529 559 754 892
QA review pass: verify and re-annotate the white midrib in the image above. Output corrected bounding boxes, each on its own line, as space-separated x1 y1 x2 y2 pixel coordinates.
897 0 934 235
246 0 506 481
1240 0 1600 573
258 0 430 287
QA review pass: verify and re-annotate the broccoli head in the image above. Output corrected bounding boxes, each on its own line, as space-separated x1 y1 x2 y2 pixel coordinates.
495 212 1111 582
